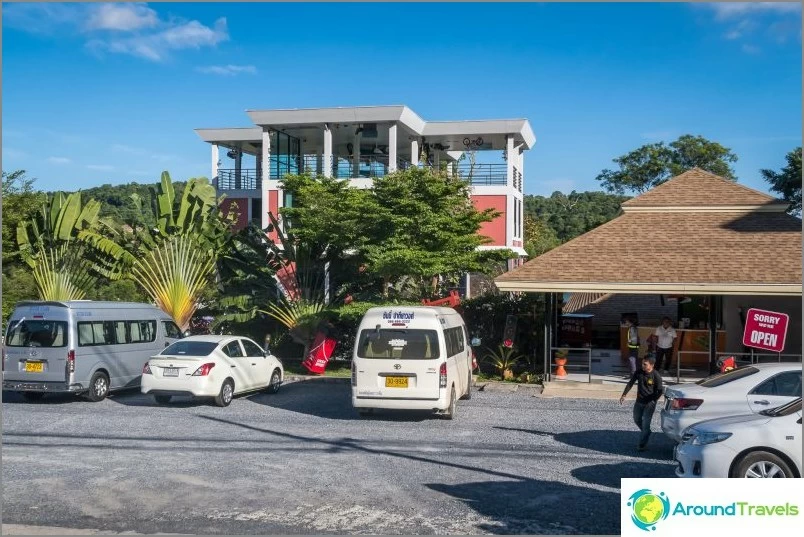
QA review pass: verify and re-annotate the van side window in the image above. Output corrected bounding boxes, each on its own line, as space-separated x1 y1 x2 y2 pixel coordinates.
128 320 157 343
162 321 183 339
444 327 464 357
78 321 116 346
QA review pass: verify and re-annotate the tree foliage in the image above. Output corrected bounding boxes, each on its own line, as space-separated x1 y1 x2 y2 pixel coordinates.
524 191 628 243
761 147 802 215
596 135 738 194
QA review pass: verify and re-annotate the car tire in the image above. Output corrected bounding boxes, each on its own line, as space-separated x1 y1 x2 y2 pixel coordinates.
154 395 172 405
734 451 796 478
461 372 472 400
21 392 45 402
443 385 457 420
86 371 110 402
214 379 234 407
266 369 282 394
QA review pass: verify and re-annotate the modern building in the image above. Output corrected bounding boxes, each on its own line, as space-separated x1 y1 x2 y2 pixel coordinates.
195 105 535 266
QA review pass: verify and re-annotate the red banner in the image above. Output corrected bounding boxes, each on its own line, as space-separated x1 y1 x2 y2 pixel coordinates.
742 308 789 353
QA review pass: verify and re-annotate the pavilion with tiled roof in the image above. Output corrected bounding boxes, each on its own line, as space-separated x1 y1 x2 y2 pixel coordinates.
495 168 802 374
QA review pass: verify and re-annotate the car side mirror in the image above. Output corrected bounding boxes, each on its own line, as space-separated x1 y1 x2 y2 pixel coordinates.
182 330 191 338
470 337 481 347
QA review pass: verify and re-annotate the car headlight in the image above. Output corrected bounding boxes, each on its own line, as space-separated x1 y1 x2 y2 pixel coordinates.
692 432 732 446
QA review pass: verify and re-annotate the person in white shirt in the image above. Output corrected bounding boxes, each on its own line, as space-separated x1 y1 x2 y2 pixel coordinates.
654 316 677 374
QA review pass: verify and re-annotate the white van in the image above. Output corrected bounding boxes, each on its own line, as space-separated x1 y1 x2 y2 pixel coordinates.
3 301 185 402
351 306 472 419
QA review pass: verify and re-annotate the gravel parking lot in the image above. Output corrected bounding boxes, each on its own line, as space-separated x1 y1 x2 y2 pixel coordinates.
2 380 676 535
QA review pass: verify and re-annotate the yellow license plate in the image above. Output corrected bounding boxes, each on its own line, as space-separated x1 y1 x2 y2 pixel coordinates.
25 362 44 373
385 376 408 388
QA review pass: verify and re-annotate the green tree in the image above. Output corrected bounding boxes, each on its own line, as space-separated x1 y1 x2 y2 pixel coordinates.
364 167 514 297
523 215 560 257
524 191 628 243
2 170 47 265
80 172 234 329
761 147 802 215
16 191 103 301
596 135 738 194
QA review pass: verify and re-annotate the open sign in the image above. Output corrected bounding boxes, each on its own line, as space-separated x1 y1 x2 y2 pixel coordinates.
741 308 789 353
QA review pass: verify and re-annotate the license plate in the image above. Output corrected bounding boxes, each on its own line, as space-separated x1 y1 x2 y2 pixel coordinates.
163 368 179 377
25 362 44 373
385 376 408 388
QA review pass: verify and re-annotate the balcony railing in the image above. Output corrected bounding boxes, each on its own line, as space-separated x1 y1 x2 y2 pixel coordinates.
216 159 514 190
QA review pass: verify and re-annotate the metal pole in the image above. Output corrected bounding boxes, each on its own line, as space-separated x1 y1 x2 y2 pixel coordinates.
587 348 592 384
544 292 551 382
708 295 717 375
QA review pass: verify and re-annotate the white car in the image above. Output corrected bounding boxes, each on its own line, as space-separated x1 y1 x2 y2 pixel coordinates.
141 335 283 407
675 398 802 478
661 363 802 443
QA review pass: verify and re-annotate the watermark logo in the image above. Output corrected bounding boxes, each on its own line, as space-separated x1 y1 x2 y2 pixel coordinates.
627 489 670 531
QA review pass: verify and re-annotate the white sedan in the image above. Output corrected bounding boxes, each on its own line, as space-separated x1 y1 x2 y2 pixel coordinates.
141 335 283 407
675 398 802 478
661 363 802 443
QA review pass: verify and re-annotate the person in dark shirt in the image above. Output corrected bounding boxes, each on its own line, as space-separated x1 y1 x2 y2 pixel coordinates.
619 355 664 451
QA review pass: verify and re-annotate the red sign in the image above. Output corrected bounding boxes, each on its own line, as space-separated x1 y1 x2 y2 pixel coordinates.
742 308 789 353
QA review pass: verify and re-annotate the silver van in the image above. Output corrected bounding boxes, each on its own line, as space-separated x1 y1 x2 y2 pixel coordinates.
3 301 185 402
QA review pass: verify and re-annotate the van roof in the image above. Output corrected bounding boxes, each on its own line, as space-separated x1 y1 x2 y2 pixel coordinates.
15 300 161 310
363 306 460 316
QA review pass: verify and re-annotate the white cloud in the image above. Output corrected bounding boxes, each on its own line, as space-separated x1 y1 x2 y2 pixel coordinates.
4 3 229 62
112 143 146 155
196 64 258 76
741 44 762 55
704 2 801 20
86 3 159 32
87 164 115 172
3 148 28 159
87 17 229 61
48 157 71 165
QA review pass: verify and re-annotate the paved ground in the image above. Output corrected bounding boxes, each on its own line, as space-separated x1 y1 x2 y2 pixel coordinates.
2 380 676 535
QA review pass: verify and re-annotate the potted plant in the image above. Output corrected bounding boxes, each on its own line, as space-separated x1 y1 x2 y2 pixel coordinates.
483 345 523 381
554 348 569 379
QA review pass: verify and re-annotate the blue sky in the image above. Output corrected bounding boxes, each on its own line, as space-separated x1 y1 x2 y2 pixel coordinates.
2 2 801 197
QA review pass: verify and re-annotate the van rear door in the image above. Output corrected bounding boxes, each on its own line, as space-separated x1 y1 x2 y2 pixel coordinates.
4 316 70 384
354 327 442 399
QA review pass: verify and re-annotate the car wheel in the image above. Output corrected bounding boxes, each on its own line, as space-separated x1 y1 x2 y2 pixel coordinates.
735 451 795 478
21 392 45 402
87 371 110 402
460 371 472 400
154 395 172 405
214 379 234 407
443 385 457 420
266 369 282 394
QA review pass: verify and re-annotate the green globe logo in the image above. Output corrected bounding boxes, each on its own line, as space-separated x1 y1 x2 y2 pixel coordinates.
627 490 670 531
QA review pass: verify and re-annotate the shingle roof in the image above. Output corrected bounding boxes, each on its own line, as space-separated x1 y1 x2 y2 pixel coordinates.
621 168 785 209
496 210 802 293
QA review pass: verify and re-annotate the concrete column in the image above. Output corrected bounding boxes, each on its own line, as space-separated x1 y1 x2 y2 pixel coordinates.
410 139 419 166
261 130 271 230
211 144 219 184
506 135 515 188
234 146 242 189
323 124 333 178
388 124 398 172
353 130 361 178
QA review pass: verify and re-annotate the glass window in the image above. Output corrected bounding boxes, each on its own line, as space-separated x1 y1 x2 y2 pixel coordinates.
162 321 183 339
697 366 759 388
78 321 115 346
241 339 265 357
114 321 127 344
5 320 68 348
128 320 156 343
222 341 244 358
356 329 440 360
161 341 217 356
751 371 802 397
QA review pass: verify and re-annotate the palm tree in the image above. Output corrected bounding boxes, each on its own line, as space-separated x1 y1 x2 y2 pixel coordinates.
17 191 102 301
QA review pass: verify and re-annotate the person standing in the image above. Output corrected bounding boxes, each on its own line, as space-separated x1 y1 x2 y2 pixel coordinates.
624 317 640 376
619 356 664 451
654 316 677 375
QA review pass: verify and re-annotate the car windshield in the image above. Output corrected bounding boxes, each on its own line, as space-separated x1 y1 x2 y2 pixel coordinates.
696 366 759 388
356 328 440 359
160 341 218 356
5 320 68 348
759 397 802 417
